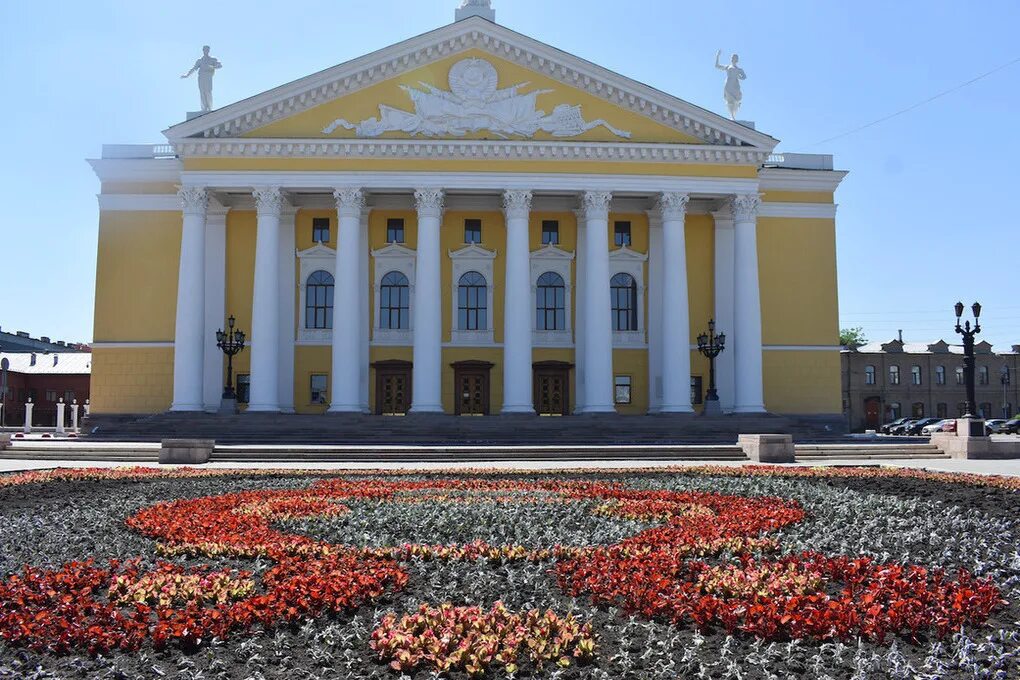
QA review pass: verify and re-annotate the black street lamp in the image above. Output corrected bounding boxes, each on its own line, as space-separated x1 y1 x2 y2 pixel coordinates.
215 315 246 409
1001 365 1011 419
697 319 726 414
954 301 981 418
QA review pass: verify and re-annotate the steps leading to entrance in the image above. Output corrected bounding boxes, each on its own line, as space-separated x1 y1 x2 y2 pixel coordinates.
795 443 948 461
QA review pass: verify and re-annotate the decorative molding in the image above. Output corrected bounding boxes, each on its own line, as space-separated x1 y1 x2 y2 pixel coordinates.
530 244 574 348
296 244 336 344
87 158 183 183
730 193 762 222
609 246 648 347
371 242 417 345
332 186 365 217
164 18 777 151
758 167 848 193
253 186 284 216
177 186 208 215
502 189 532 219
97 194 183 211
173 138 771 166
323 57 631 140
449 243 497 346
655 191 690 221
758 202 838 219
413 188 445 218
580 191 612 219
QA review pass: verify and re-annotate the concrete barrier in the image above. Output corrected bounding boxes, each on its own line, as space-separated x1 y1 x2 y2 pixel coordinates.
738 434 795 463
0 433 10 451
159 439 214 465
930 418 1020 459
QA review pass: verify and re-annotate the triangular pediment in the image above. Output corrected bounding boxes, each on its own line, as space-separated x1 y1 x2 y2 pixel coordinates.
165 17 776 151
530 243 574 260
609 245 648 262
297 243 335 258
449 243 497 259
371 243 417 258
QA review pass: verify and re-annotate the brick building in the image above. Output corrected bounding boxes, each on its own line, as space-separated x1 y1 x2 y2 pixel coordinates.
0 352 91 427
842 337 1020 431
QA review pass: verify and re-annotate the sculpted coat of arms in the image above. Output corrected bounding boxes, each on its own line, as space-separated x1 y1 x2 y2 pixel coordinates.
323 58 631 139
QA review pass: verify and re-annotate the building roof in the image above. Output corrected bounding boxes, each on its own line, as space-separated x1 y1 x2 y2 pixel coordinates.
853 339 1017 355
0 352 92 375
0 327 89 353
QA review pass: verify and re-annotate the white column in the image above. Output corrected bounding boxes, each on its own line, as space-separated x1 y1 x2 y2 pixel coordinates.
502 190 535 413
55 399 65 434
247 186 284 412
573 210 586 413
71 400 80 433
358 207 371 413
277 207 297 412
329 187 365 412
658 192 694 412
580 191 615 412
202 203 228 411
646 211 663 413
732 193 766 413
23 400 33 433
170 186 209 411
712 205 736 413
411 188 444 412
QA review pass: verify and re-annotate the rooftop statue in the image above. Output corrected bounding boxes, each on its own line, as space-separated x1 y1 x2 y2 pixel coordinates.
181 45 222 113
714 50 746 120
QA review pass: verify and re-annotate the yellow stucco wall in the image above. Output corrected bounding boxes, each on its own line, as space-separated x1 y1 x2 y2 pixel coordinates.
763 350 842 413
90 347 173 413
246 49 703 145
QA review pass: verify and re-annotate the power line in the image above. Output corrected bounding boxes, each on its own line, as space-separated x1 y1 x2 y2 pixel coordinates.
794 55 1020 150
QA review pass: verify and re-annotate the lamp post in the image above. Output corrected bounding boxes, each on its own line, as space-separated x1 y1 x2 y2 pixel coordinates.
1002 365 1011 419
215 315 246 413
954 301 981 419
697 319 726 416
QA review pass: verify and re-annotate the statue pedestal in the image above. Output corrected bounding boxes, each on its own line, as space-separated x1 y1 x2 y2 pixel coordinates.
702 399 723 416
218 396 238 415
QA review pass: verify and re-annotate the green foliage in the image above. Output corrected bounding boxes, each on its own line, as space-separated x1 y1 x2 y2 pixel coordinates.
840 327 868 350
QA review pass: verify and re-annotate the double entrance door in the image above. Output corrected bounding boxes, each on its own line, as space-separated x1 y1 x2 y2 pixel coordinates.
452 360 492 416
533 361 572 416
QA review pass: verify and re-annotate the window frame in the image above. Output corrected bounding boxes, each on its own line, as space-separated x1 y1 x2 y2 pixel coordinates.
386 218 405 244
979 366 990 385
614 375 632 405
236 374 250 404
541 220 560 245
535 271 566 331
456 271 488 331
613 220 632 247
864 365 876 385
611 272 638 332
935 365 946 385
379 271 410 331
309 373 328 405
911 365 922 385
304 270 335 330
955 367 965 385
888 365 900 385
463 218 482 244
691 376 704 405
311 217 330 244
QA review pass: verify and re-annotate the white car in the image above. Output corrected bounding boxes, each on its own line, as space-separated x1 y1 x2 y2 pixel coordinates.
921 419 955 436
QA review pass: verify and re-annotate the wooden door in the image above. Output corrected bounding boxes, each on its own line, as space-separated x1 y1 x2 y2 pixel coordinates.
533 361 571 416
452 361 492 416
864 396 881 429
373 360 412 415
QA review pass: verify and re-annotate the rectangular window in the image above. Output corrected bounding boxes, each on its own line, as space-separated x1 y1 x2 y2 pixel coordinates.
45 389 57 402
911 366 922 385
935 366 946 385
614 375 632 404
541 220 560 245
979 367 989 385
614 221 632 247
464 219 482 244
310 374 328 404
236 374 250 404
386 218 405 244
888 366 900 385
691 376 704 405
312 217 330 243
936 403 948 419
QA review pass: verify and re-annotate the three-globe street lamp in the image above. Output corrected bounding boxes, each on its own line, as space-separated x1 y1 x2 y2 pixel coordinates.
215 315 246 410
954 301 981 419
697 319 726 415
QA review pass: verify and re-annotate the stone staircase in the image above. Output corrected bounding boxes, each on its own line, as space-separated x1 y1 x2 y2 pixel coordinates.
0 442 160 463
794 443 948 461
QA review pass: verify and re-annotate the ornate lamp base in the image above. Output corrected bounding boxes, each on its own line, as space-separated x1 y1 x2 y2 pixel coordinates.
702 399 723 416
218 396 239 415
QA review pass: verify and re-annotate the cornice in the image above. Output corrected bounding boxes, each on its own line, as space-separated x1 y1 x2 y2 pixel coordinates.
172 138 771 166
163 18 776 151
758 167 848 193
87 158 182 183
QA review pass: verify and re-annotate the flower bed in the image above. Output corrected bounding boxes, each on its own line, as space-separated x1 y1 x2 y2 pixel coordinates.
0 465 1018 678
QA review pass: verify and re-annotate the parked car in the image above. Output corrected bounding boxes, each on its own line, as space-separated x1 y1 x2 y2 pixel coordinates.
890 418 922 435
905 417 942 435
921 419 956 436
999 418 1020 434
984 419 1008 433
880 417 911 435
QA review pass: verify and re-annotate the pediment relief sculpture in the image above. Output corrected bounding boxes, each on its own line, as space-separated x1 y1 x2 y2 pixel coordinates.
322 57 631 140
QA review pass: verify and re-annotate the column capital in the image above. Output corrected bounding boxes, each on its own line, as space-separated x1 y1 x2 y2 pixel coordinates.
730 193 762 222
579 191 612 220
333 187 366 217
253 186 284 217
414 188 445 218
177 186 208 216
656 192 690 221
502 189 532 220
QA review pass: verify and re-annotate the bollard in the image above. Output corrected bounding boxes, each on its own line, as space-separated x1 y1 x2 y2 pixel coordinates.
71 399 80 434
55 398 65 435
23 398 33 434
84 399 90 419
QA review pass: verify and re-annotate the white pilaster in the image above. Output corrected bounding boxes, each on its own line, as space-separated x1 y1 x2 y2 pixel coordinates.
247 186 284 412
646 211 663 413
579 191 615 412
502 189 535 413
712 206 736 413
658 192 694 413
202 202 228 411
171 186 208 411
359 207 371 413
278 207 297 413
731 194 766 413
573 210 586 413
411 188 445 412
329 187 366 412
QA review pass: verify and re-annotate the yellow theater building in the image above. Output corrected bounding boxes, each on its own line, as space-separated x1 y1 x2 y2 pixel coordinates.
88 2 846 420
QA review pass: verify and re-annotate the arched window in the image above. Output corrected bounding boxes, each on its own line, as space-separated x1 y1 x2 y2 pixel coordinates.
935 365 946 385
912 402 924 417
611 273 637 331
864 365 876 385
888 365 900 385
978 366 989 385
305 270 334 329
379 271 409 330
457 271 487 331
888 402 902 419
911 365 922 385
955 366 965 385
536 272 565 331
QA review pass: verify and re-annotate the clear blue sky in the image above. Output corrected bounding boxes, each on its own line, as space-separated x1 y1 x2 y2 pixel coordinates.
1 0 1017 349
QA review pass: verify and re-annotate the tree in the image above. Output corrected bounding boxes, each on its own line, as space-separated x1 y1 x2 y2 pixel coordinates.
840 327 868 350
